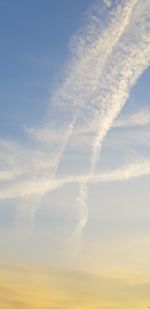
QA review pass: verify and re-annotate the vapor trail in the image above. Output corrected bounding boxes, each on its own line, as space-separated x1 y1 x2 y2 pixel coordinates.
0 159 150 200
78 0 150 236
90 0 150 171
2 1 149 229
38 0 138 178
47 0 139 236
22 0 139 225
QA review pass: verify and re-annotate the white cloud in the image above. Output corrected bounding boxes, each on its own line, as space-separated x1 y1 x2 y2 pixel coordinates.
0 1 150 235
0 170 22 181
114 110 150 128
103 0 112 8
77 0 150 237
21 0 140 229
28 0 139 176
0 159 150 200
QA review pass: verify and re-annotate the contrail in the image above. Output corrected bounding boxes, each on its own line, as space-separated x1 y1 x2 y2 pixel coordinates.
0 158 150 200
77 0 150 237
22 0 139 224
1 0 149 230
45 0 140 235
91 12 150 172
114 110 150 128
76 182 88 237
34 0 138 178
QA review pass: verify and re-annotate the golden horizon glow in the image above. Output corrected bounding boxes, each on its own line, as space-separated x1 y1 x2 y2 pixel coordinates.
0 264 149 309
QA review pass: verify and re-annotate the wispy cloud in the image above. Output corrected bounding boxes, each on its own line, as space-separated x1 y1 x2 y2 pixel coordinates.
20 0 140 228
0 170 22 181
114 110 150 128
77 0 150 237
28 0 139 173
0 158 150 200
0 1 150 236
103 0 112 8
90 1 150 172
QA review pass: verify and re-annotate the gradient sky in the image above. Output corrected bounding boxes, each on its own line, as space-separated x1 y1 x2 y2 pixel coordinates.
0 0 150 308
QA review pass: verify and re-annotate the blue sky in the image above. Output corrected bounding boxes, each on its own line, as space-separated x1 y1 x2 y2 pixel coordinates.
0 0 91 138
0 1 150 308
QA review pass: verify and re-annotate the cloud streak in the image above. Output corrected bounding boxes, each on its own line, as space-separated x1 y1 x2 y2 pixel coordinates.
30 0 139 175
0 159 150 200
114 110 150 128
0 1 150 235
21 0 140 228
77 0 150 236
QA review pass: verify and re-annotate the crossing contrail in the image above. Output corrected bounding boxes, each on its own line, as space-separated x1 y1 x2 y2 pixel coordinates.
43 0 140 236
32 0 139 178
1 1 150 235
0 158 150 200
77 0 150 237
22 0 139 226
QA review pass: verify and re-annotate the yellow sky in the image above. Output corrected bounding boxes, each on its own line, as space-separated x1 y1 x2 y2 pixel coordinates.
0 264 149 309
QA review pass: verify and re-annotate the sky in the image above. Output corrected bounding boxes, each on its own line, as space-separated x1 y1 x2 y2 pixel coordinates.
0 0 150 308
